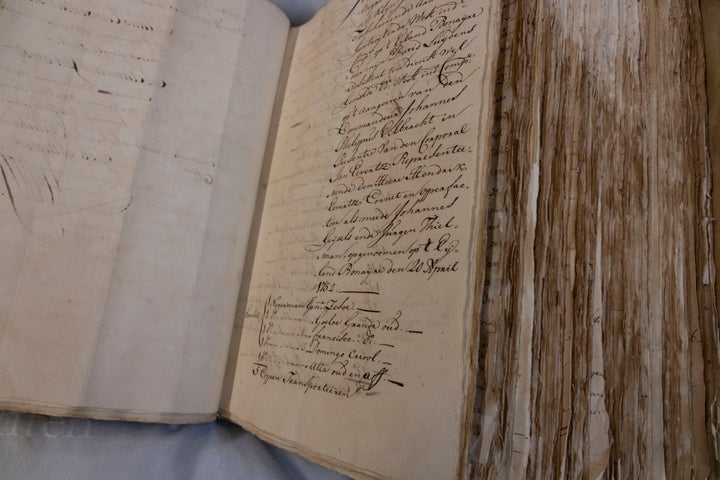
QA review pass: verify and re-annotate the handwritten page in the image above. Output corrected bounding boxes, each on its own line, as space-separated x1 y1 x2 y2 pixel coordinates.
224 0 500 477
0 0 289 420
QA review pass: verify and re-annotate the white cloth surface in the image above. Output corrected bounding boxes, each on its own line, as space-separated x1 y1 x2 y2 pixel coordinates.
0 412 347 479
270 0 329 24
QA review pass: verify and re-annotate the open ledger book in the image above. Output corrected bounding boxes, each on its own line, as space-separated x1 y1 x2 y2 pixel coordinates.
1 0 719 478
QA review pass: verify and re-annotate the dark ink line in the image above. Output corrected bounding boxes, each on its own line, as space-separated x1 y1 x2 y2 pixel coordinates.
2 155 18 182
339 0 361 27
97 89 112 95
357 307 380 313
406 330 424 334
44 176 54 203
338 290 379 295
379 343 395 348
72 59 92 84
258 296 270 348
382 362 392 366
386 379 404 387
0 164 22 223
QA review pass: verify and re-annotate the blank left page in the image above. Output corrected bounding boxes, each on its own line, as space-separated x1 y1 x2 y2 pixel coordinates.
0 0 289 422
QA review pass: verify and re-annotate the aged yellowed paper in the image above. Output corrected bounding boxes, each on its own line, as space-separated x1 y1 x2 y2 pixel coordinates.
223 0 500 477
0 0 288 421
